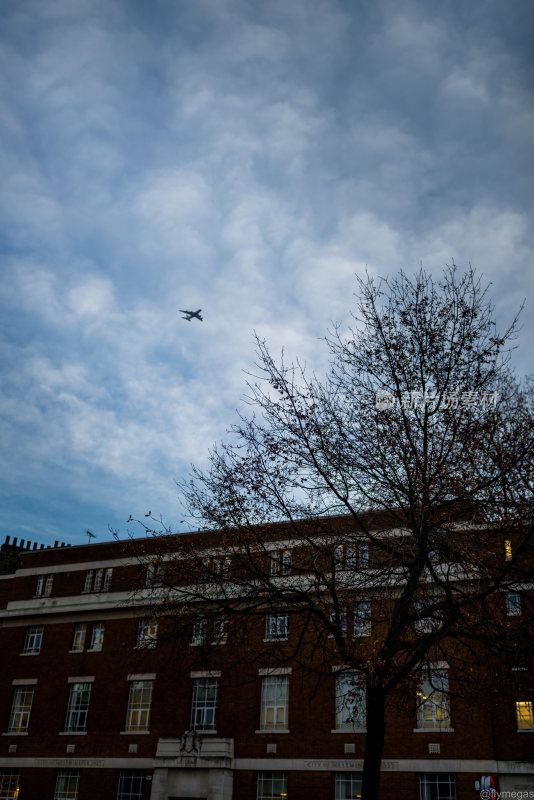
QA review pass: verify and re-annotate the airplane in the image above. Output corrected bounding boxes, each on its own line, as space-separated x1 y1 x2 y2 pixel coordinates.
179 309 203 322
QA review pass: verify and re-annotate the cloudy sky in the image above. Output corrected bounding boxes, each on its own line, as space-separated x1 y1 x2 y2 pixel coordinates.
0 0 532 547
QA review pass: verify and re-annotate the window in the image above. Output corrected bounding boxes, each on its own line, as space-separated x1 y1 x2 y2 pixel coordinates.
358 542 369 568
22 626 43 655
64 682 92 732
260 676 289 730
125 680 153 732
71 624 87 652
0 770 20 800
335 673 366 730
35 574 53 597
270 549 292 576
54 770 80 800
212 616 227 645
8 685 35 733
191 617 206 646
516 701 534 730
330 609 348 636
265 613 288 641
506 592 521 616
354 602 371 637
335 772 363 799
145 563 164 588
419 773 456 800
136 618 157 649
414 598 440 633
257 771 287 800
83 568 112 593
89 622 105 651
417 668 451 730
191 677 218 730
117 770 144 800
212 555 232 577
504 539 512 561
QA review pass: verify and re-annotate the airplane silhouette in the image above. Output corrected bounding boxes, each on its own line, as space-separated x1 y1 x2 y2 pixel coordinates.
179 309 203 322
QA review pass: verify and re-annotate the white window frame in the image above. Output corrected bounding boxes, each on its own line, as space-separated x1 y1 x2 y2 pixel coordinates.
417 667 451 730
260 676 289 731
419 773 456 800
354 602 371 637
358 542 369 568
191 618 206 646
125 680 153 732
335 673 366 730
71 624 87 653
117 770 144 800
136 618 158 649
335 772 363 800
211 616 227 645
8 685 35 733
190 677 218 731
257 771 287 800
64 682 92 733
89 622 104 652
0 770 20 799
270 549 292 576
54 770 80 800
265 613 289 641
22 626 43 655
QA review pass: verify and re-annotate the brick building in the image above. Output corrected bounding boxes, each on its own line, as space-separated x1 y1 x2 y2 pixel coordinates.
0 524 533 800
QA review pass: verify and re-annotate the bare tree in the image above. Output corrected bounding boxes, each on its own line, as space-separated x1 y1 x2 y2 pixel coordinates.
132 266 534 800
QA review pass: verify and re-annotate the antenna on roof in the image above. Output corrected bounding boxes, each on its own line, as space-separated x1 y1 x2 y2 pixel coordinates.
86 530 96 544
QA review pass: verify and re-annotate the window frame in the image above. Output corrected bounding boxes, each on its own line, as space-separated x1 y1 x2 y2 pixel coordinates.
190 677 218 731
136 618 158 649
265 612 289 641
54 770 81 800
260 675 289 731
89 622 105 652
125 680 153 732
353 602 371 637
516 700 534 731
64 682 92 733
22 626 44 655
335 673 366 731
257 771 287 800
335 772 363 800
8 685 35 733
506 592 522 616
416 668 451 731
419 772 456 800
71 623 87 653
117 770 144 800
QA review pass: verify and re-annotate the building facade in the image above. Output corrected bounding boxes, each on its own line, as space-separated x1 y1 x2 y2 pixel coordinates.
0 529 533 800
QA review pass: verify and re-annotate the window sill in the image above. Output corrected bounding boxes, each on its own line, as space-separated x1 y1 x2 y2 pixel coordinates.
516 729 534 733
331 728 366 734
87 648 102 653
68 650 84 654
191 729 217 734
59 731 87 736
2 732 29 737
263 638 288 643
255 729 290 734
413 728 454 733
19 652 40 657
120 730 151 735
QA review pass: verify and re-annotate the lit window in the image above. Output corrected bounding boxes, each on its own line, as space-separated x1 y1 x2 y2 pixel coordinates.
191 618 206 646
335 772 363 799
516 701 534 730
22 626 43 655
335 673 366 730
504 539 512 561
333 543 345 565
190 677 218 731
136 618 158 649
71 624 87 653
35 575 53 597
354 602 371 637
417 668 450 730
265 613 289 641
506 592 521 616
419 773 456 800
260 676 288 730
117 770 144 800
89 622 104 651
93 569 104 591
257 771 287 800
125 680 153 732
8 685 35 733
0 770 20 800
54 770 80 800
83 570 94 593
64 682 92 732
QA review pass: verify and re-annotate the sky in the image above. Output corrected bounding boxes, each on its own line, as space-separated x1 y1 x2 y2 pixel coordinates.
0 0 533 547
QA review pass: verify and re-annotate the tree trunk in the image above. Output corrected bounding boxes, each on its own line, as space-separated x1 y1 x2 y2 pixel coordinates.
361 684 387 800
